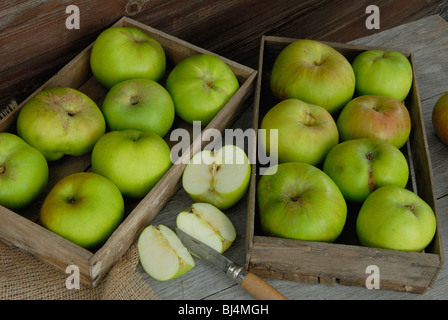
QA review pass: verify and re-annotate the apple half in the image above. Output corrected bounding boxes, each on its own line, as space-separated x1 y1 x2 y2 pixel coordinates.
138 224 195 281
176 202 237 254
182 145 251 210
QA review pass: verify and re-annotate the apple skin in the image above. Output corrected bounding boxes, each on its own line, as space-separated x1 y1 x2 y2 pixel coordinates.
432 91 448 145
39 172 124 249
90 27 166 88
102 78 175 137
91 129 172 198
270 39 355 114
260 98 339 166
0 133 49 211
352 50 413 102
182 145 251 210
257 162 347 242
356 185 436 252
323 138 409 202
16 87 106 161
166 54 240 125
337 95 411 149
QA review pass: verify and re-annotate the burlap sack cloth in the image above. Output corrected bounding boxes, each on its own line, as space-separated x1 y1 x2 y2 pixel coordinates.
0 240 159 300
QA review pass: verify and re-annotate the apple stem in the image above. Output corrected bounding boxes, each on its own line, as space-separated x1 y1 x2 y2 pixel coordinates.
405 205 415 212
67 196 77 204
0 164 5 174
130 96 140 105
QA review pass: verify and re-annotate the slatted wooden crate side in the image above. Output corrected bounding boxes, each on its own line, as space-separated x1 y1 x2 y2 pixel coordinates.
245 35 443 294
0 17 257 287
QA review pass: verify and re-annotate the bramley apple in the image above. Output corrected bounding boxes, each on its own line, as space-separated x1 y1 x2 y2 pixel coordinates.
270 39 355 114
182 145 251 210
166 54 240 125
0 133 48 211
257 162 347 242
323 138 409 202
432 91 448 145
91 129 172 198
90 27 166 88
352 50 413 102
39 172 124 249
102 78 175 137
138 224 195 281
260 98 339 166
356 185 436 252
16 87 106 161
176 202 237 254
337 95 411 149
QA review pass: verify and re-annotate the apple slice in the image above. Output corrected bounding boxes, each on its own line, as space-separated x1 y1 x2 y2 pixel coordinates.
182 144 251 210
176 202 237 254
137 224 195 281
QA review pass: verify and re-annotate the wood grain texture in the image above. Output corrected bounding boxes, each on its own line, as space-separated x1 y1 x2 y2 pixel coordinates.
0 0 444 109
140 15 448 300
2 1 448 299
0 16 257 287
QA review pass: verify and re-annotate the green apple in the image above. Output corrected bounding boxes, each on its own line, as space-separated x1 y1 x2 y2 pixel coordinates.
432 91 448 145
138 224 195 281
182 145 250 210
91 129 172 198
356 185 436 252
323 138 409 202
337 95 411 149
90 27 166 88
0 133 48 211
270 39 355 114
39 172 124 249
16 87 106 161
260 98 339 166
166 54 240 125
257 162 347 242
352 50 413 102
102 78 175 137
176 202 237 254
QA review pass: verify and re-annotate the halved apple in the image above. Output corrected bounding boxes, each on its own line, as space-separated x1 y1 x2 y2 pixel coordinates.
137 224 195 281
182 144 251 210
176 202 237 254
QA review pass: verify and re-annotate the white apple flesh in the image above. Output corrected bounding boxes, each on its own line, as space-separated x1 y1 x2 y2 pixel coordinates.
182 145 251 210
138 224 195 281
176 202 237 253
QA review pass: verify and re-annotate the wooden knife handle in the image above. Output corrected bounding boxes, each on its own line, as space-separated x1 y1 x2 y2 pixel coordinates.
240 272 287 300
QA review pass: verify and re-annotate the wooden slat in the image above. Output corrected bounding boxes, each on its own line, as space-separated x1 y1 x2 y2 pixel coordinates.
244 34 443 294
0 0 444 110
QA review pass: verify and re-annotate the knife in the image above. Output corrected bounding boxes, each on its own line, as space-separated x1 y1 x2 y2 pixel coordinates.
176 228 287 300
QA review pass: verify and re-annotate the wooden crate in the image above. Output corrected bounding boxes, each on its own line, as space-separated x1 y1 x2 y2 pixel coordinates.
0 17 257 287
244 35 443 294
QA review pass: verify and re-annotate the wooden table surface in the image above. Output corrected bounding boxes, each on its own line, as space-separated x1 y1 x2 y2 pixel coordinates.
139 14 448 300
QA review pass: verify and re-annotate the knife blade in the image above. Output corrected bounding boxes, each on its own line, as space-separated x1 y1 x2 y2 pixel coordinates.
176 228 287 300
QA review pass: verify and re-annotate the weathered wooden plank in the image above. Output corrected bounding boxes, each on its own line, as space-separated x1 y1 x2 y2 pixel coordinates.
0 16 257 288
1 0 444 110
140 15 448 300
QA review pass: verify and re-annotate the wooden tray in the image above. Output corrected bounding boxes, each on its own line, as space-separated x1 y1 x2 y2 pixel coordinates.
0 17 257 287
244 35 443 294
